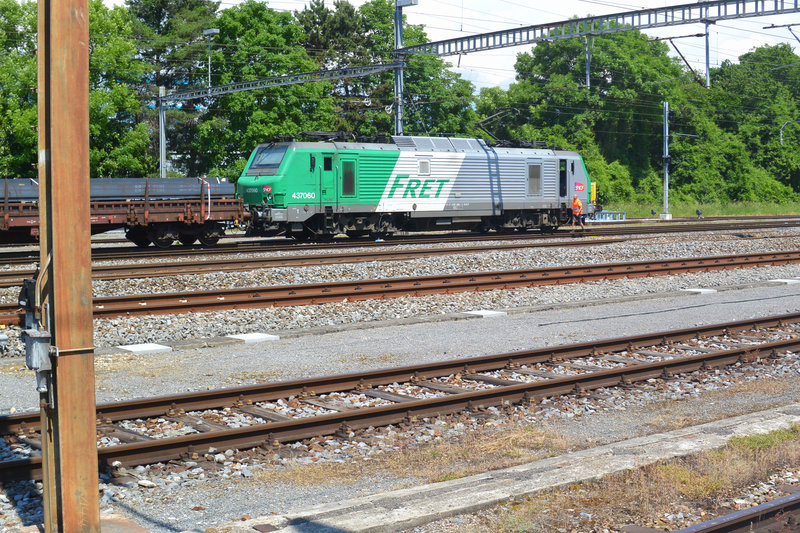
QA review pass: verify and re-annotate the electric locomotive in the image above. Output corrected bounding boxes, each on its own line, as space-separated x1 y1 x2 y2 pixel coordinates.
236 136 598 240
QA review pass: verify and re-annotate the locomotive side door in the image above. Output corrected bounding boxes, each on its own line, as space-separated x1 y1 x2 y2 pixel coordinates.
319 153 337 206
558 159 569 199
338 155 358 204
567 159 585 200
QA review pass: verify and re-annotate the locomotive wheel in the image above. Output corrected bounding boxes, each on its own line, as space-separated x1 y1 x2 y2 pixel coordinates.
178 233 197 246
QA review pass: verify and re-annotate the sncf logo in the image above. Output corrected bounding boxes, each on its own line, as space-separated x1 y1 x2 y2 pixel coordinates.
574 182 586 192
388 176 450 199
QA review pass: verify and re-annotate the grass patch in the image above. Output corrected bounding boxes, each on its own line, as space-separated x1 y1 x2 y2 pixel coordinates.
729 424 800 451
250 422 572 489
606 201 800 219
655 464 728 498
378 424 572 483
433 423 800 532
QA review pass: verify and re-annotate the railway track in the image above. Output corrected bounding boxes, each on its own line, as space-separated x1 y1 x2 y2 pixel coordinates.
674 491 800 532
1 218 798 266
0 237 623 288
2 312 799 482
0 250 798 327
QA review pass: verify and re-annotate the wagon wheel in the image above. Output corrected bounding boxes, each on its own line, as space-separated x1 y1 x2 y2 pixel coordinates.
151 234 175 249
198 222 223 246
198 233 220 246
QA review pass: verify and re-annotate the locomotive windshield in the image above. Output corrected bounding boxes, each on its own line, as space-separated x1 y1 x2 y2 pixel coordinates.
246 144 288 175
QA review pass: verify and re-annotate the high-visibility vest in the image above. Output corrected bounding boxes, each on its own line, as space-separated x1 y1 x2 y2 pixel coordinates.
572 198 583 215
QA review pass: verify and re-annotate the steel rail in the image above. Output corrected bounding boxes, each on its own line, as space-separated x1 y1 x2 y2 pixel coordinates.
0 219 798 266
0 250 798 327
3 310 796 435
0 238 622 288
2 316 798 482
674 491 800 532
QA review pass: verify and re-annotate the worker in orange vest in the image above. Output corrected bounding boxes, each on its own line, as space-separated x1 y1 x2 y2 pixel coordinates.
571 193 585 233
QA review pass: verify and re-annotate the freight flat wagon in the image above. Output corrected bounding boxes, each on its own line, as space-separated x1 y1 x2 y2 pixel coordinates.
0 177 245 247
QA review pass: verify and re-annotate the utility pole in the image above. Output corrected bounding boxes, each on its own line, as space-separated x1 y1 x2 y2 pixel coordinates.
582 36 593 89
159 87 167 179
394 0 417 136
203 28 220 90
33 0 99 530
704 21 712 88
703 1 712 88
661 101 672 220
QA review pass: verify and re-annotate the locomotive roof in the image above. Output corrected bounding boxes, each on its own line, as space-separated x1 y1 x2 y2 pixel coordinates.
263 136 577 157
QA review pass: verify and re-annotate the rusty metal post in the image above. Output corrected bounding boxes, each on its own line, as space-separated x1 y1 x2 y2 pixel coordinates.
36 0 99 530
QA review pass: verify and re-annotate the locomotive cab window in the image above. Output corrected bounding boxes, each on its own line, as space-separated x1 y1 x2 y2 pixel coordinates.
527 164 542 196
342 160 356 196
246 143 288 175
324 157 333 171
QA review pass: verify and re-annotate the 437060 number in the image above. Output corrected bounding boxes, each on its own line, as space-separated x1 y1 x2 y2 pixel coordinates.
291 192 316 200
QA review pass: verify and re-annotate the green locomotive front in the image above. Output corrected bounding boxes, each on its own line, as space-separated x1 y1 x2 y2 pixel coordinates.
236 136 597 240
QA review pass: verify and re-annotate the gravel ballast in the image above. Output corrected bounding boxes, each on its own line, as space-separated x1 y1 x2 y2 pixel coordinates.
0 228 799 532
0 229 798 356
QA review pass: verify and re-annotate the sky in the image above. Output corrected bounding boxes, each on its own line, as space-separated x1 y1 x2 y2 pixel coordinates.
108 0 800 90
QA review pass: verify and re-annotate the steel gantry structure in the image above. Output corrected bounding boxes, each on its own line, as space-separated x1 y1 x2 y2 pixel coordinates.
157 63 400 178
400 0 800 56
396 0 800 127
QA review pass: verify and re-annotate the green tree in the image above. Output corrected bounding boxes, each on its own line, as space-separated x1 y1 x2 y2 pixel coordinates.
0 0 152 179
295 0 476 137
89 0 154 177
126 0 220 175
0 0 37 179
195 0 337 178
711 44 800 191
